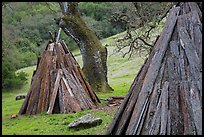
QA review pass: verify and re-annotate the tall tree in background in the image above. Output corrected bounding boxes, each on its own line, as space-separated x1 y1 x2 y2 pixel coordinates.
57 2 113 92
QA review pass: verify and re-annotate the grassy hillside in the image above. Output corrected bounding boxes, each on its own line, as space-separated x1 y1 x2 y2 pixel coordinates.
2 34 145 135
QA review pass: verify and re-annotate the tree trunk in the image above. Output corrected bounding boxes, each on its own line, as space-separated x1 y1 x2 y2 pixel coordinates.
58 2 113 92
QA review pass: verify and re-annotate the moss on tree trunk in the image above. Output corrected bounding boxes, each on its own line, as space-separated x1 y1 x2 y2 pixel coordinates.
58 3 113 92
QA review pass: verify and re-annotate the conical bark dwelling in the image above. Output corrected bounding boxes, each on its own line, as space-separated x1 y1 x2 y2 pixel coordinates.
106 2 202 135
19 40 100 115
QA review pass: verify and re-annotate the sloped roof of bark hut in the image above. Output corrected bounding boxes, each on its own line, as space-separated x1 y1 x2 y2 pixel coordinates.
19 39 100 115
106 2 202 135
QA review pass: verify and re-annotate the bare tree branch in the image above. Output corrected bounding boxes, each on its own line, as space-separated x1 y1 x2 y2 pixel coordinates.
110 2 175 59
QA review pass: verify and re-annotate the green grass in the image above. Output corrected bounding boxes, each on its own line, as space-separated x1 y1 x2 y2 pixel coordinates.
2 109 116 135
2 66 36 118
2 33 146 135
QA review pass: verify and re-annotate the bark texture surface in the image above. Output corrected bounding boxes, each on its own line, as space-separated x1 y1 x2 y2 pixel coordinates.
58 2 113 92
106 2 202 135
19 40 100 115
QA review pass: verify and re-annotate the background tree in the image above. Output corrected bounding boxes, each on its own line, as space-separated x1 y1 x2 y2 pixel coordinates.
2 2 124 92
109 2 174 58
3 2 181 92
57 2 113 92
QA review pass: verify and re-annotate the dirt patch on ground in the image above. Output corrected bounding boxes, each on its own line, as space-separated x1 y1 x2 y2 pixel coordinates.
93 96 124 112
93 104 119 112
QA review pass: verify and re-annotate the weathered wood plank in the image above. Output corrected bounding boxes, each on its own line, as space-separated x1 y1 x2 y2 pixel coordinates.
187 10 202 67
179 81 196 135
148 89 162 135
62 79 82 113
61 40 69 54
188 2 202 21
29 76 42 115
167 110 171 135
181 2 191 15
190 82 202 135
160 82 169 135
134 99 150 135
180 28 201 81
62 76 74 97
141 83 161 135
167 52 183 135
55 43 65 69
178 18 201 83
178 46 187 81
62 67 88 109
37 50 52 113
147 82 168 135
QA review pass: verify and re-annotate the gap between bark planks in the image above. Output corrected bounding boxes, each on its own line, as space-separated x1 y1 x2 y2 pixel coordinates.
47 69 63 114
49 69 57 103
58 80 65 113
132 96 150 135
